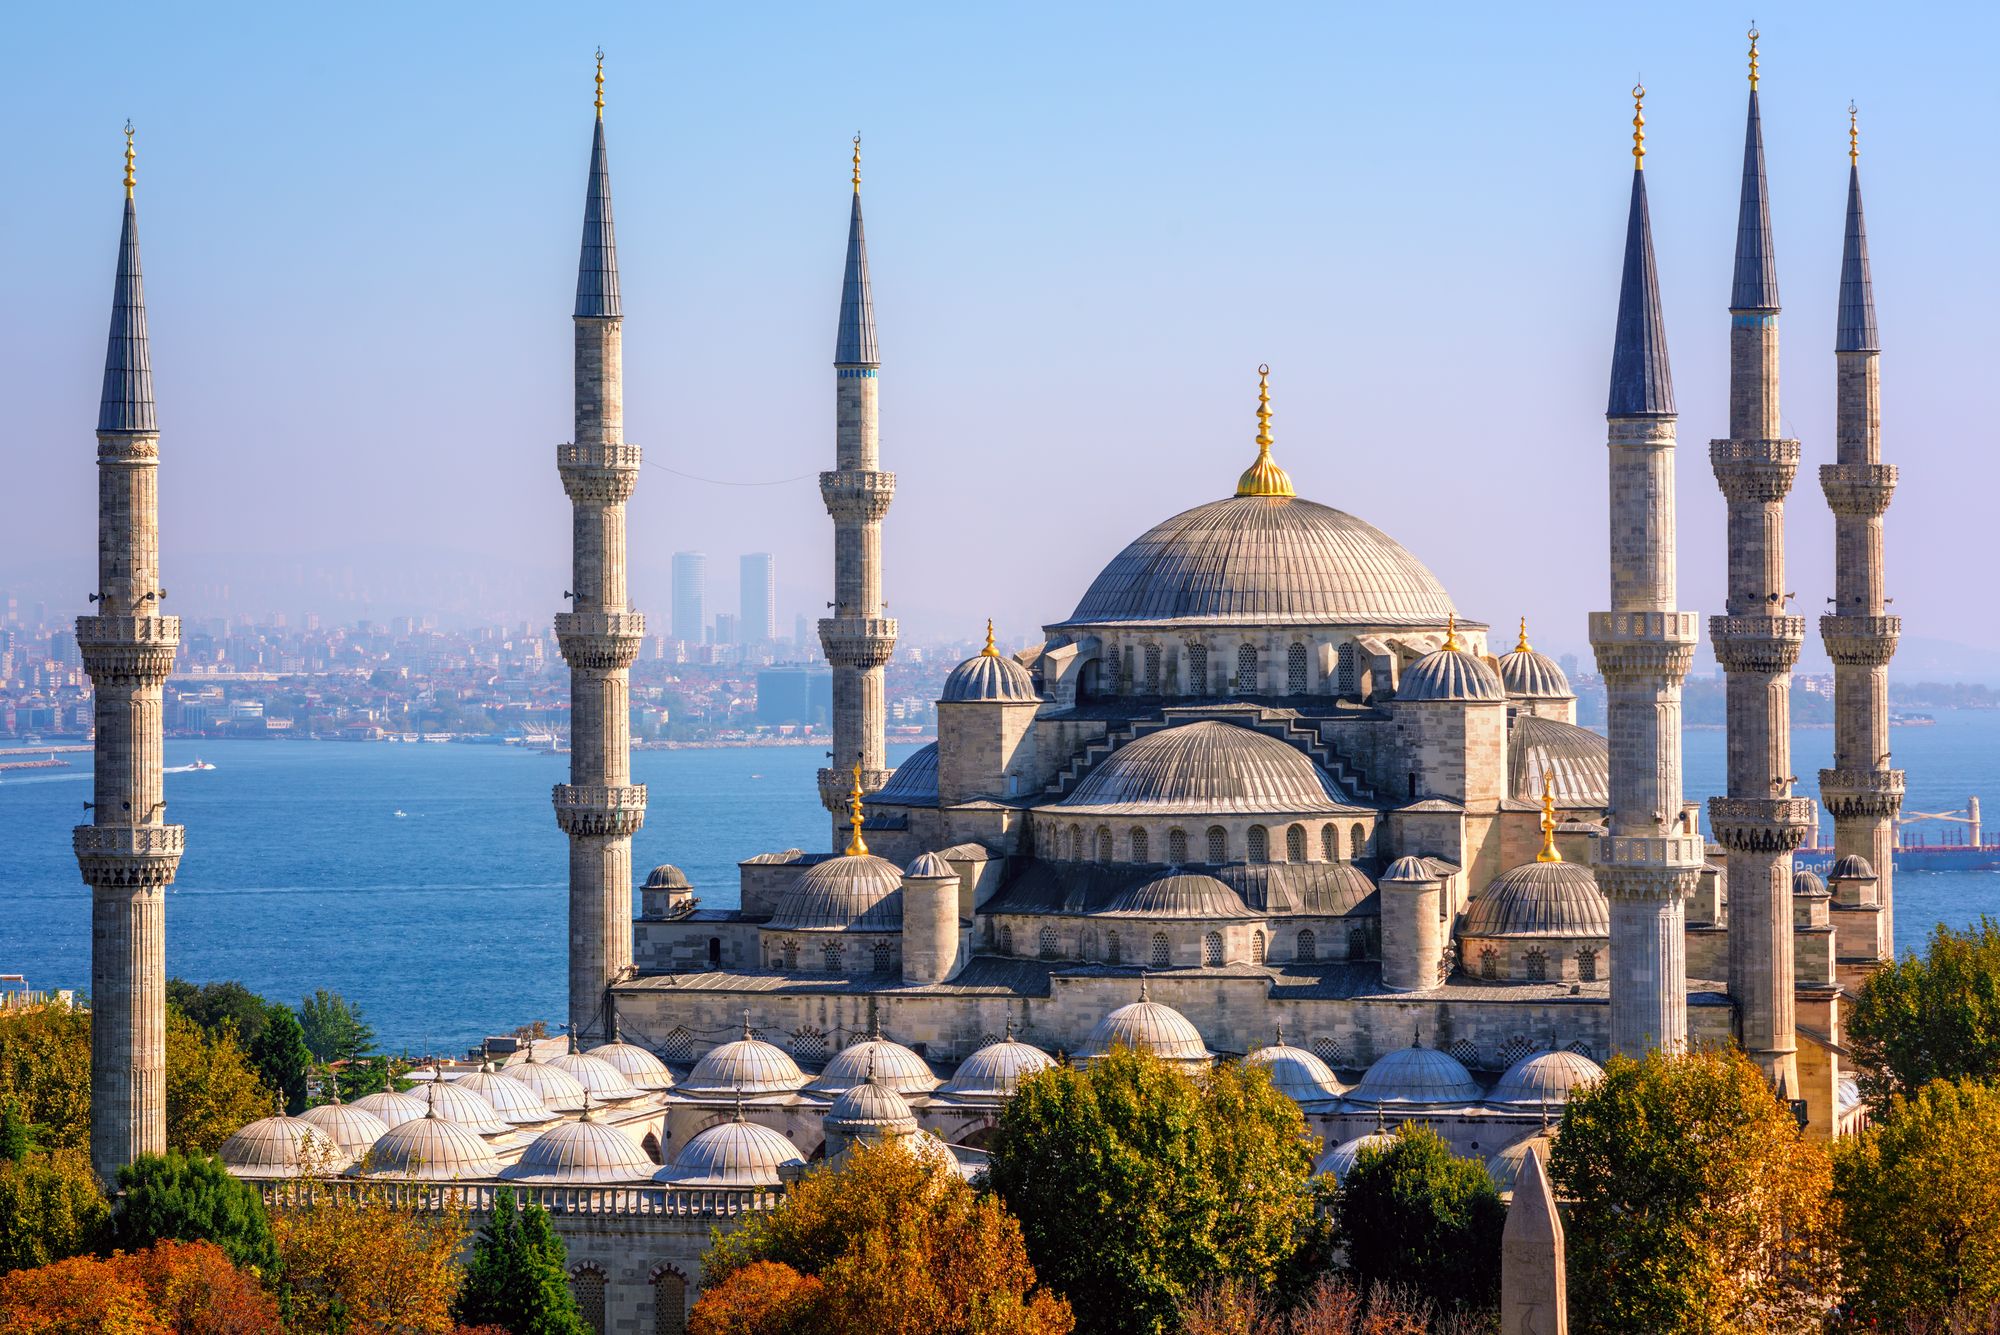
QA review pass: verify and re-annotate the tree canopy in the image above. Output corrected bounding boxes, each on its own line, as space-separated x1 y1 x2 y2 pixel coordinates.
250 1004 314 1116
0 1238 281 1334
270 1170 468 1333
1848 916 2000 1104
451 1186 592 1335
111 1150 280 1277
167 979 273 1052
0 1146 108 1274
1334 1123 1503 1312
299 990 376 1066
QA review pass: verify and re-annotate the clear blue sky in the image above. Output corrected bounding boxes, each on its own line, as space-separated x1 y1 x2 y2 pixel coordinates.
0 2 1988 668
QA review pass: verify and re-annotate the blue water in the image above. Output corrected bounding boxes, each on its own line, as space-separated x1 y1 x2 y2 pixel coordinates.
1 715 1995 1052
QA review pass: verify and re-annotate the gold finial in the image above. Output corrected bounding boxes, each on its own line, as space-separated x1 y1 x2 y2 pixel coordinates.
852 132 862 193
1848 101 1859 165
1234 364 1295 498
1537 771 1563 863
982 619 998 657
122 121 135 199
1631 82 1646 168
1515 616 1531 654
594 49 605 118
845 762 869 856
1443 612 1462 653
1747 24 1760 90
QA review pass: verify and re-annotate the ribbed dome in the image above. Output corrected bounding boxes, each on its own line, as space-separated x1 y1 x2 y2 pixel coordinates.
500 1056 590 1114
551 1051 642 1104
220 1115 347 1178
1497 647 1573 699
1486 1049 1604 1110
939 1034 1055 1099
1058 721 1344 816
660 1115 805 1187
409 1078 513 1136
682 1027 808 1096
826 1079 918 1134
1315 1130 1396 1183
296 1102 391 1155
1243 1036 1346 1103
1346 1045 1482 1107
766 853 903 932
1830 854 1877 881
1059 494 1456 628
363 1112 502 1181
588 1040 676 1091
1398 647 1505 703
1080 995 1213 1065
808 1034 938 1095
351 1090 430 1129
502 1116 655 1184
1381 856 1437 883
1103 872 1256 919
873 743 939 804
644 864 691 890
457 1064 559 1126
1508 715 1610 806
904 851 956 880
1792 868 1828 897
942 651 1038 703
1486 1134 1556 1196
1462 861 1610 938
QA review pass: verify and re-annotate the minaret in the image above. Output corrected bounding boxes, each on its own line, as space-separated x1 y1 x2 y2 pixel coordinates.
817 135 897 842
552 53 645 1043
1818 104 1900 962
1706 29 1813 1089
76 124 182 1181
1591 85 1706 1059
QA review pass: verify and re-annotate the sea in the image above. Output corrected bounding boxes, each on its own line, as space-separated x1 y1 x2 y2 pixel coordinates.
3 714 1997 1053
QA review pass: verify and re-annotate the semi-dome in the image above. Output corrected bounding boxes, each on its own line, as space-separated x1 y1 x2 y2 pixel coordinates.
1243 1031 1345 1103
502 1114 656 1184
1462 862 1611 938
681 1024 808 1096
1398 641 1505 703
1486 1134 1556 1197
659 1113 806 1187
766 853 904 932
500 1053 590 1114
1079 991 1213 1066
363 1110 502 1181
551 1050 643 1104
588 1039 677 1091
1102 872 1256 919
873 743 939 805
1056 494 1456 629
1497 626 1573 699
1057 721 1346 816
942 640 1038 703
351 1089 431 1130
808 1031 938 1095
939 1030 1055 1099
1792 868 1828 897
1485 1048 1604 1110
644 864 691 890
825 1078 919 1135
220 1115 347 1178
409 1077 514 1136
457 1062 559 1127
1315 1130 1396 1183
1508 715 1610 806
1345 1043 1482 1107
297 1101 391 1156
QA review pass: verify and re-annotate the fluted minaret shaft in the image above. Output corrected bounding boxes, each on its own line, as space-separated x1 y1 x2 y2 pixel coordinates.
817 171 897 840
1707 85 1811 1089
1820 149 1899 959
1592 148 1705 1060
77 171 182 1182
553 108 645 1043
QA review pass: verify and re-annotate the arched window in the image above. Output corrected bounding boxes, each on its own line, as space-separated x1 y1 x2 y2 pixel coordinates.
1000 925 1015 955
1351 823 1368 858
1151 933 1171 970
1130 827 1149 862
1286 824 1307 862
1524 948 1547 982
872 941 893 974
1576 948 1598 982
1206 826 1227 863
1096 826 1113 863
1237 642 1259 691
1120 645 1134 692
642 1131 663 1164
1039 925 1058 959
1322 824 1338 861
1247 825 1269 863
653 1269 688 1335
1107 931 1121 965
1203 932 1224 967
1066 825 1079 860
1251 930 1266 964
1168 828 1188 863
1187 642 1209 693
1338 640 1359 695
1288 641 1309 693
1144 644 1162 692
1296 929 1317 962
707 937 722 968
1347 927 1367 961
823 942 843 973
571 1266 607 1335
783 940 798 971
790 1025 829 1062
1480 948 1498 980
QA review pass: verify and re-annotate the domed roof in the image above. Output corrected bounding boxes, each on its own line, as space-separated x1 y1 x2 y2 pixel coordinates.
409 1077 513 1136
551 1050 643 1104
1830 854 1878 881
1057 494 1456 629
942 639 1038 703
220 1115 347 1178
363 1110 502 1181
351 1090 431 1130
826 1078 919 1134
1315 1130 1396 1183
1497 626 1573 699
1102 872 1256 919
644 864 691 890
1486 1049 1605 1110
500 1054 590 1114
939 1030 1055 1099
1381 856 1437 883
808 1031 938 1095
502 1115 656 1184
296 1101 391 1156
1398 642 1505 703
904 851 956 880
1792 868 1828 897
588 1039 677 1091
457 1063 559 1126
766 853 903 932
1462 861 1610 938
1243 1032 1345 1103
681 1023 808 1096
873 743 939 805
1345 1043 1482 1107
1508 715 1610 806
1486 1134 1556 1196
1058 721 1345 816
1080 991 1213 1065
659 1114 806 1187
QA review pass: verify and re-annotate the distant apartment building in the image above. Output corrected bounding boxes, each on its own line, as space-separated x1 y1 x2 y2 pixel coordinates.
757 666 832 727
712 612 739 648
671 552 706 644
739 553 775 644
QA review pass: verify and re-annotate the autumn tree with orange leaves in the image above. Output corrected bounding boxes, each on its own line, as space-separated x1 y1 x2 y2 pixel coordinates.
267 1160 469 1335
0 1238 283 1334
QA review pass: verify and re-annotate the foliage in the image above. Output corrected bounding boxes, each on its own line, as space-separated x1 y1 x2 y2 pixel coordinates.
165 1009 275 1155
701 1140 1073 1335
1334 1124 1503 1313
1176 1275 1497 1335
166 980 273 1053
111 1151 279 1276
982 1046 1318 1335
248 1007 312 1117
298 991 376 1066
1849 917 2000 1104
0 1099 35 1162
270 1166 468 1334
1834 1078 2000 1329
0 1238 281 1334
1548 1045 1837 1335
450 1187 590 1335
0 1147 110 1274
0 1006 92 1155
333 1057 393 1102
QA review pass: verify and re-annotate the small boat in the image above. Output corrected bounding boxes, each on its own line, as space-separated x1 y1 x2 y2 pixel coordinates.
394 809 408 818
190 757 215 771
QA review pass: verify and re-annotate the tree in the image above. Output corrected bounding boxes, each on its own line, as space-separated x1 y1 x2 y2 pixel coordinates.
164 1009 273 1155
1835 1077 2000 1329
451 1187 591 1335
0 1099 33 1162
689 1261 823 1335
0 1147 109 1273
249 1005 312 1116
111 1151 280 1277
299 991 376 1065
1334 1123 1504 1313
1549 1046 1837 1335
271 1169 468 1333
1848 916 2000 1105
167 980 273 1052
0 1239 281 1333
334 1056 393 1102
983 1047 1318 1335
122 1238 283 1332
0 1004 92 1154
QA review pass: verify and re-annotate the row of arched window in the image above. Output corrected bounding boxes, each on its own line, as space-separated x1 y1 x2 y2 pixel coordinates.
1054 820 1371 864
999 923 1368 966
1475 946 1597 982
1098 640 1316 696
567 1264 688 1335
769 939 897 975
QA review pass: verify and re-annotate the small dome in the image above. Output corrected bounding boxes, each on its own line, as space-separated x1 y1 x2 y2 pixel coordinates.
1102 872 1255 919
826 1079 918 1135
363 1112 502 1181
1345 1044 1482 1107
503 1116 655 1184
551 1051 643 1104
939 1033 1055 1099
873 743 939 805
766 853 904 932
220 1115 347 1179
408 1078 513 1136
350 1090 431 1130
660 1115 805 1187
808 1033 938 1095
942 649 1038 703
904 851 956 880
1485 1049 1604 1110
1497 647 1572 699
588 1040 677 1091
644 864 691 890
1381 856 1437 883
1315 1130 1396 1183
1486 1134 1556 1196
296 1102 391 1156
1508 714 1610 807
500 1056 591 1114
457 1064 558 1127
1243 1035 1345 1103
1792 868 1828 897
682 1026 808 1096
1058 721 1346 816
1462 861 1610 938
1080 993 1213 1066
1830 854 1877 881
1398 646 1505 703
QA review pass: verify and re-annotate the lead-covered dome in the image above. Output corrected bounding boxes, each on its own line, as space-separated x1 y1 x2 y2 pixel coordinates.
766 853 903 932
550 1050 642 1104
220 1115 347 1178
808 1031 939 1095
1057 494 1456 628
363 1111 502 1181
297 1101 391 1156
1508 715 1610 806
659 1114 805 1187
1345 1044 1482 1107
939 1031 1055 1099
1058 721 1345 815
1398 645 1505 703
1485 1048 1604 1110
1497 629 1573 698
825 1078 919 1136
499 1054 590 1114
502 1115 656 1184
1103 872 1256 919
457 1062 559 1127
1462 862 1610 938
1791 868 1828 897
588 1040 676 1092
942 648 1038 703
1243 1032 1346 1103
1080 992 1213 1066
1315 1130 1396 1183
409 1077 513 1136
681 1025 808 1096
1486 1134 1556 1196
351 1089 430 1130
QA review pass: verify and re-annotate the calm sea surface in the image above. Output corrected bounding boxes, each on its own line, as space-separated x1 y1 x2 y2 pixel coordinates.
3 714 1996 1052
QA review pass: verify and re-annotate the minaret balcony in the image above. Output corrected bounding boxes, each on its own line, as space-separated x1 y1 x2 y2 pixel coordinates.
1587 611 1700 682
818 766 894 812
818 617 898 669
819 470 896 523
552 783 648 838
554 612 646 672
73 823 184 888
1590 833 1706 900
1709 438 1802 502
1708 615 1806 674
1820 463 1897 517
557 442 644 471
1818 767 1905 821
1820 615 1900 667
77 614 180 682
1707 797 1817 854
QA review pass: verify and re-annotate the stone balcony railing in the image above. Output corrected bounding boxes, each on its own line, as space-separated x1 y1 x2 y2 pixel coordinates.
76 614 180 645
556 442 644 471
552 784 648 839
1707 797 1818 853
1709 615 1807 674
1820 463 1898 516
73 823 185 888
818 617 899 669
819 469 897 523
1709 438 1802 502
1820 615 1901 667
1587 611 1701 681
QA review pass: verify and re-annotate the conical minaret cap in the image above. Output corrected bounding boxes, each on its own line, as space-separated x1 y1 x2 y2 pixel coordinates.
574 64 621 319
1837 108 1879 353
100 124 156 435
1606 87 1676 419
1730 84 1780 312
834 135 878 366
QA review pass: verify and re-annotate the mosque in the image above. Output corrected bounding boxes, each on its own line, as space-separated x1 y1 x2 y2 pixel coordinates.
70 34 1901 1335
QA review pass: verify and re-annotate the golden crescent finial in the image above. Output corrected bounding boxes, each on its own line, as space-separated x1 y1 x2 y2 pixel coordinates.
1235 364 1294 498
1443 612 1461 653
1515 616 1531 655
123 121 135 199
1537 770 1562 862
594 49 605 118
845 762 869 856
1631 82 1646 169
852 132 862 193
982 619 998 657
1848 101 1859 165
1747 24 1760 91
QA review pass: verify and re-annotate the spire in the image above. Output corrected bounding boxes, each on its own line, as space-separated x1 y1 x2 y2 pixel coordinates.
1235 365 1295 498
574 54 620 320
1837 105 1879 353
99 122 155 435
1537 771 1563 863
982 619 998 657
845 762 869 856
1731 30 1779 312
1607 85 1676 419
1443 612 1462 653
835 134 878 366
1515 617 1532 654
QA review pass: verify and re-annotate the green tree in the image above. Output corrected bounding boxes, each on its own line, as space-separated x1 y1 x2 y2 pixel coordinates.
167 979 272 1051
1835 1077 2000 1329
983 1046 1318 1335
1848 916 2000 1104
336 1056 394 1102
299 990 376 1065
0 1006 91 1154
451 1186 591 1335
250 1004 313 1115
1549 1046 1837 1335
1335 1122 1504 1313
0 1148 108 1273
0 1100 33 1163
164 1008 274 1154
110 1150 280 1277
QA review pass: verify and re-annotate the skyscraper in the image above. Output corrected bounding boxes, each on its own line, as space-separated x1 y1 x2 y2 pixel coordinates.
740 553 775 643
672 552 706 645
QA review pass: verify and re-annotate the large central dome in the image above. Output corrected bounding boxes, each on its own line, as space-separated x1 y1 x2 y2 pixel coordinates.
1057 494 1456 628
